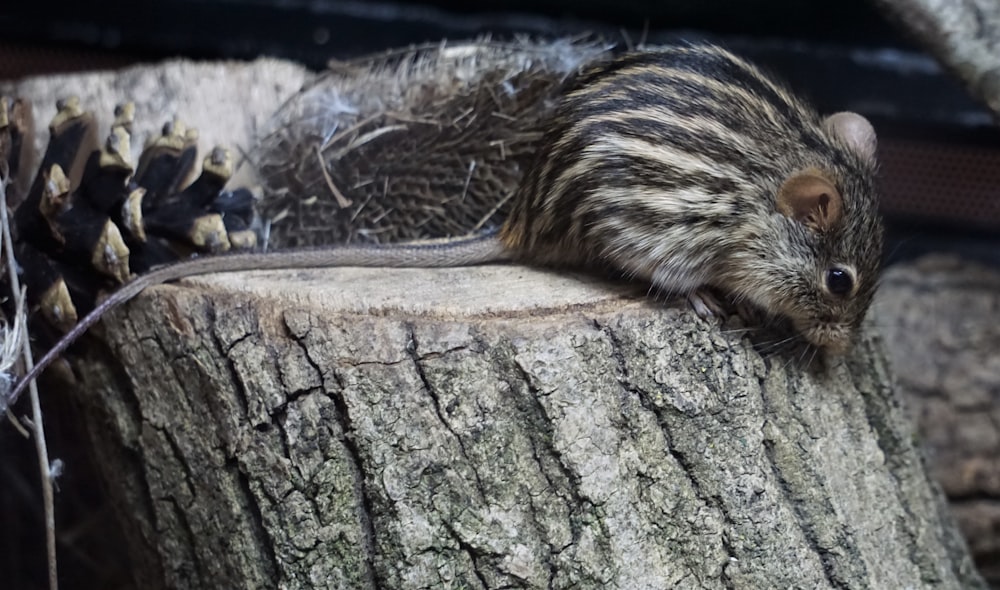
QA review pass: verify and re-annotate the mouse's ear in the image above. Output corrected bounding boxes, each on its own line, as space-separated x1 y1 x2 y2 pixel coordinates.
823 112 877 163
776 170 843 232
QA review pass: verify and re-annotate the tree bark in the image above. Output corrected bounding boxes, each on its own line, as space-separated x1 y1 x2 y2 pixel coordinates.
63 265 984 589
873 0 1000 118
875 254 1000 586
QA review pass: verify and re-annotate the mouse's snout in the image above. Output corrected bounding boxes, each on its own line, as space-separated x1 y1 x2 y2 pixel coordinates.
798 319 854 355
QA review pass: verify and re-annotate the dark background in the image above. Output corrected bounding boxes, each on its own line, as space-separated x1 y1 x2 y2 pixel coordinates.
0 2 997 589
0 1 906 66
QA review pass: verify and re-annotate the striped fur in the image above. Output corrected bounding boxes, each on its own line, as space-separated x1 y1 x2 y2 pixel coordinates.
500 44 883 352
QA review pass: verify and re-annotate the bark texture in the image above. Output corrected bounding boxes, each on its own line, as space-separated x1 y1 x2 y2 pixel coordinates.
64 265 983 589
875 255 1000 586
873 0 1000 118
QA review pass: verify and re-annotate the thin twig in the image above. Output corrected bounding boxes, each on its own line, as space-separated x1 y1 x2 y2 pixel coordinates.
5 406 30 437
313 143 352 208
458 160 476 203
1 285 29 435
470 190 513 233
0 173 59 590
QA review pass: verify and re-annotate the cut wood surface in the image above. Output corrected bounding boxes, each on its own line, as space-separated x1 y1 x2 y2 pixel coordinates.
66 265 983 589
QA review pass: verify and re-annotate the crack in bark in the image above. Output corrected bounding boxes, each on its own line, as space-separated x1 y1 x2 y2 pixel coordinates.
848 344 945 583
415 345 471 361
164 494 206 585
89 336 145 433
717 537 737 590
287 321 379 589
228 457 280 585
159 426 198 507
509 357 590 513
590 317 740 583
117 441 165 583
592 317 715 504
270 409 296 485
220 324 254 356
403 323 488 498
441 520 493 590
505 344 624 585
206 301 273 434
589 318 648 400
761 363 878 587
759 436 855 590
486 339 576 589
221 356 254 428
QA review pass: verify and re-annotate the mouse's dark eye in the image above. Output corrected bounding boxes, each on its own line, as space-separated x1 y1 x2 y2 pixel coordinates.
825 267 854 296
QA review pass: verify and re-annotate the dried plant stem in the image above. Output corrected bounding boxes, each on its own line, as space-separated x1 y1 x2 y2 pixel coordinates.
0 175 59 590
313 143 352 208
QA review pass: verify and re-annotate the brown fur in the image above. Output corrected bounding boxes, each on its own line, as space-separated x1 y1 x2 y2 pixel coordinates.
501 44 883 353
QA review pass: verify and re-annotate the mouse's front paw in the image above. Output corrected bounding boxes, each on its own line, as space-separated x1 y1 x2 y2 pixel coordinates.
687 288 726 320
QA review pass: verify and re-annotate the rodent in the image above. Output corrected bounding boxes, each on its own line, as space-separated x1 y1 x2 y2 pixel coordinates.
9 43 883 404
501 44 883 353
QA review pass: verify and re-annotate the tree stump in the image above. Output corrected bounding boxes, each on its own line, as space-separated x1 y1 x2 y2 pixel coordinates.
64 265 984 589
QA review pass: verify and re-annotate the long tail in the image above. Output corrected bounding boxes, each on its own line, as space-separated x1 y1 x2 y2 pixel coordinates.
8 231 511 406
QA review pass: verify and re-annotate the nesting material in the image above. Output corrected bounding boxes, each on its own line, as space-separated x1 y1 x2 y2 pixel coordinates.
254 38 610 248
